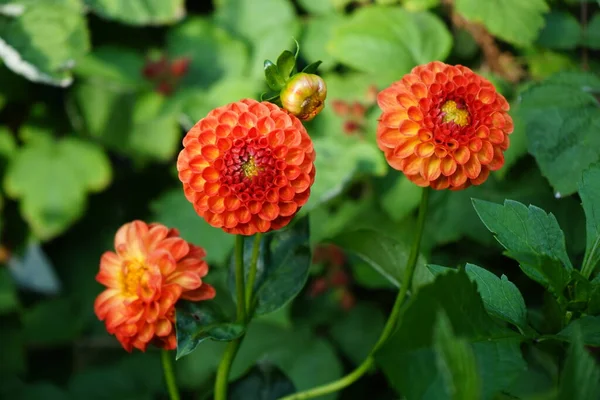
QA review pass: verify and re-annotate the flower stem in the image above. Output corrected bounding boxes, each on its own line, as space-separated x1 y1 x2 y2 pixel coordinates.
214 235 247 400
161 349 181 400
245 233 263 316
278 187 430 400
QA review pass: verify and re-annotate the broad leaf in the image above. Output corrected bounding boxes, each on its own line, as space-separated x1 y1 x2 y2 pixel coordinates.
329 303 385 365
300 15 341 72
22 298 83 346
3 134 112 240
264 60 286 91
0 268 18 314
215 0 300 79
328 6 452 86
175 301 244 360
301 135 387 213
375 270 526 400
473 199 572 299
276 50 296 80
229 364 295 400
455 0 549 47
331 229 432 290
380 174 423 222
536 11 581 50
0 0 90 86
578 164 600 277
557 326 600 400
166 17 249 88
519 72 600 196
464 264 528 333
555 316 600 346
85 0 185 26
150 189 235 265
584 12 600 49
230 218 311 316
434 311 481 400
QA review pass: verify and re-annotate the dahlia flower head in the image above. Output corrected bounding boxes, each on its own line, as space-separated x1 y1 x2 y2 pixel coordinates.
177 98 316 235
94 221 215 352
377 61 513 190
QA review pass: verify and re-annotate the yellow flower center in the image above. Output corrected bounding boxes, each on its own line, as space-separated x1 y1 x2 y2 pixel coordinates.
242 156 260 178
122 260 146 297
441 100 469 127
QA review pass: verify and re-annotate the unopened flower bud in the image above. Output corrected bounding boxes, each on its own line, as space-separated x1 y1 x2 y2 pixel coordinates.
280 73 327 121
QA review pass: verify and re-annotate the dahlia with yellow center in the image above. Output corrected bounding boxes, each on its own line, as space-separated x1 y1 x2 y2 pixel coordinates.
177 98 316 235
94 221 215 352
376 61 514 190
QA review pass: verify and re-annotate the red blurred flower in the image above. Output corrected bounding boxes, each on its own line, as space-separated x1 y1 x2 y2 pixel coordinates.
94 221 215 352
142 55 190 96
177 99 316 235
376 61 513 190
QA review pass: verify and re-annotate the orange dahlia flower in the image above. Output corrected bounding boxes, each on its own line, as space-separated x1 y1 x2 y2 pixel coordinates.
177 98 316 235
94 221 215 352
376 61 513 190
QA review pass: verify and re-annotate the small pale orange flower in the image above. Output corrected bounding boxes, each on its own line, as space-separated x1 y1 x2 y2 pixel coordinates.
94 221 215 352
177 98 316 235
376 61 514 190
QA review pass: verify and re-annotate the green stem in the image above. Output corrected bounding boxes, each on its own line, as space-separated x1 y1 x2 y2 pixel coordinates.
278 187 430 400
214 235 247 400
245 233 263 316
161 349 181 400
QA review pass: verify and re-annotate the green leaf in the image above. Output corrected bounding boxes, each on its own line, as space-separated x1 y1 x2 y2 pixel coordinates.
264 60 286 91
495 103 527 179
232 218 311 316
524 49 578 82
0 325 25 375
472 199 572 299
4 136 112 240
536 11 582 50
328 6 451 86
579 164 600 277
519 72 600 196
7 241 61 295
73 79 181 161
301 16 340 72
73 46 146 88
215 0 300 79
0 267 19 314
301 61 322 75
589 276 600 314
555 316 600 346
85 0 185 25
302 135 387 213
229 364 296 400
0 0 90 86
175 301 244 360
557 325 600 400
464 264 528 333
401 0 440 10
455 0 549 47
150 189 235 265
22 298 83 346
583 12 600 50
297 0 336 15
331 229 432 290
166 17 249 88
329 303 385 365
276 50 296 80
380 174 423 221
433 311 481 400
375 270 526 400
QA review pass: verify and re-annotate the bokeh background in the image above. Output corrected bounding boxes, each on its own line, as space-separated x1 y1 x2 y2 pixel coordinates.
0 0 598 399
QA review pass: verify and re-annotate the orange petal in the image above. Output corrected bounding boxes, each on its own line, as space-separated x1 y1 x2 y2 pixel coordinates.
259 202 279 221
450 167 468 187
489 128 504 144
489 147 505 171
415 142 435 158
168 270 202 291
382 110 408 128
421 156 442 181
453 146 471 165
464 154 482 179
479 88 496 104
182 283 216 301
394 138 420 159
399 120 420 137
200 145 220 162
379 127 403 148
403 155 423 175
397 93 418 108
155 318 172 337
477 141 494 164
279 202 298 217
440 156 457 176
97 252 122 288
471 167 490 185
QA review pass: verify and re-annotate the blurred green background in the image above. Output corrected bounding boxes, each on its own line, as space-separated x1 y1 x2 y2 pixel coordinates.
0 0 599 399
